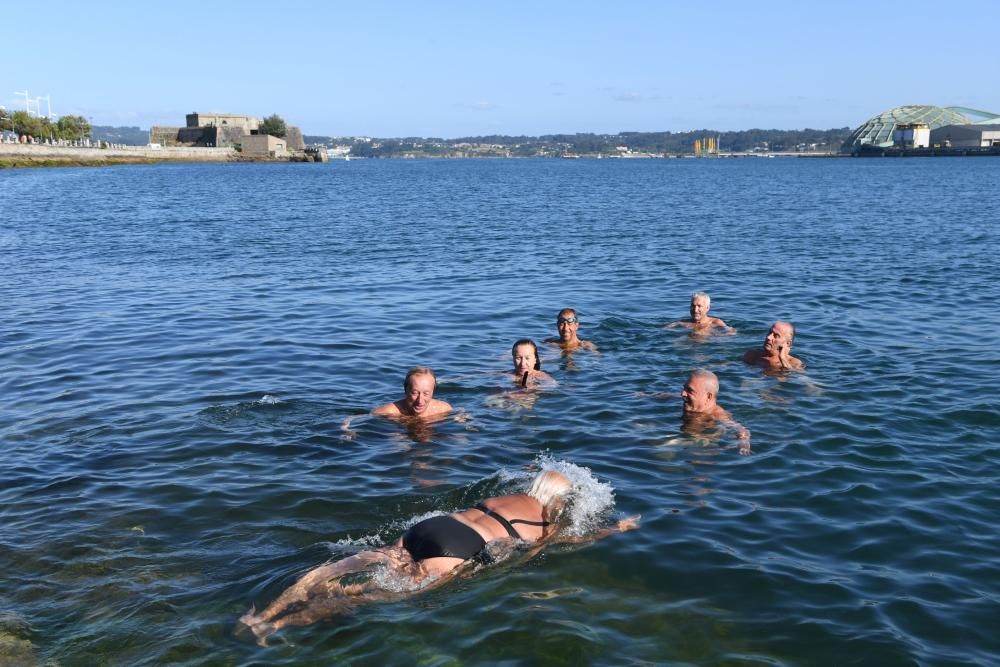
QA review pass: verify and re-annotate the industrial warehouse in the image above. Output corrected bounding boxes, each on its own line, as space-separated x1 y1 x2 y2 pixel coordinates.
843 104 1000 155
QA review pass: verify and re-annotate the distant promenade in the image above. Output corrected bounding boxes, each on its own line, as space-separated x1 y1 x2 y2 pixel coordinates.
0 143 234 167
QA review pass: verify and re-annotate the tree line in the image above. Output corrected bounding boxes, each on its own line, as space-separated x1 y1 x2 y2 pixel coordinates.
0 109 92 141
301 127 852 157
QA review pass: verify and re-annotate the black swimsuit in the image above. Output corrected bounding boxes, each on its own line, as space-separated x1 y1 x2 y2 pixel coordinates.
402 505 553 562
473 503 550 540
403 515 486 561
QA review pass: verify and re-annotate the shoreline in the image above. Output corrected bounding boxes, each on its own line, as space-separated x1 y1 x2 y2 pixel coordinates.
0 143 234 168
0 144 325 168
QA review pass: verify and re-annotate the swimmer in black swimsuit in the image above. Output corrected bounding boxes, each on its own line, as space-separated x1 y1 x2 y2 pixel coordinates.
239 470 639 645
402 515 486 561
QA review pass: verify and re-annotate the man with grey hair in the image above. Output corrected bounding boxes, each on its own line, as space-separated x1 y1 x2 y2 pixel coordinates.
681 369 751 455
744 321 803 371
667 292 734 335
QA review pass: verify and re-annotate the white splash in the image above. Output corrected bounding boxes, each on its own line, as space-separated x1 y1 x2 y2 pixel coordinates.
498 456 617 538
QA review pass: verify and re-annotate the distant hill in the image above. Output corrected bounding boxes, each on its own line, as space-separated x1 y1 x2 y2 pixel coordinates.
95 127 853 154
91 126 149 146
305 127 852 157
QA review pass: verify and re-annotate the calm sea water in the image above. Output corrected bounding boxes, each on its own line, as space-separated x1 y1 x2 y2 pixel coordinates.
2 157 999 666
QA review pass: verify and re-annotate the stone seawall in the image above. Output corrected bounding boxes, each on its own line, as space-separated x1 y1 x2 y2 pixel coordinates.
0 144 235 161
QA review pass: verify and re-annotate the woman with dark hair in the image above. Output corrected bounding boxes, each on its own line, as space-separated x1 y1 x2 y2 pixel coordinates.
511 339 555 388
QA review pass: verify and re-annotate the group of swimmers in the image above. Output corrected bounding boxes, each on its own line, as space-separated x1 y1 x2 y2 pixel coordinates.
240 293 803 645
368 295 802 456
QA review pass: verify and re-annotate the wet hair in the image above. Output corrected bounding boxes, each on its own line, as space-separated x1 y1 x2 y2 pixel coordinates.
691 292 711 307
511 339 541 370
690 369 719 396
403 367 437 392
528 470 572 507
558 308 577 319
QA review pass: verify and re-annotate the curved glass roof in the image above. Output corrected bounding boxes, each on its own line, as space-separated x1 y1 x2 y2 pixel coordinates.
843 105 970 151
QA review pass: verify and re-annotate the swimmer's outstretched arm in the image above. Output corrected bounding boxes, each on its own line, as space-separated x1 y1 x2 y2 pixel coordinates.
551 515 641 545
341 413 371 440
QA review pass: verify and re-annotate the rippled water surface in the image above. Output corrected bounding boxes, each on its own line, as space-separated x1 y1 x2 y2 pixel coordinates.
2 157 999 665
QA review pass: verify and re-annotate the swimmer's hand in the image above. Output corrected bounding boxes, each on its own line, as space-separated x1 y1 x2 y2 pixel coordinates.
776 344 790 369
341 416 358 441
738 429 751 456
616 515 640 532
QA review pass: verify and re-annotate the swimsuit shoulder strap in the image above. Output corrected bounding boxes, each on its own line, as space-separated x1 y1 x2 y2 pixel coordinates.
474 503 521 539
508 517 551 527
474 503 552 538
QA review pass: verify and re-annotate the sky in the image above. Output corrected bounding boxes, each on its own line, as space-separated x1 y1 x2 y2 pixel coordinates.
5 0 999 138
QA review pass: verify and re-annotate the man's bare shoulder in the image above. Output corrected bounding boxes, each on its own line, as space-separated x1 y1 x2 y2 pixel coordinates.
426 399 453 416
372 401 402 417
710 404 732 421
743 349 762 364
579 339 598 351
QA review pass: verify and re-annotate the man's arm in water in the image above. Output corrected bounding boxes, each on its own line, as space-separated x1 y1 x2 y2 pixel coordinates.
712 318 737 335
717 408 751 455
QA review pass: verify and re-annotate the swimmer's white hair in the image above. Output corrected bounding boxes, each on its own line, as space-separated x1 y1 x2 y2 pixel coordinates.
528 470 572 506
689 368 720 395
691 291 710 306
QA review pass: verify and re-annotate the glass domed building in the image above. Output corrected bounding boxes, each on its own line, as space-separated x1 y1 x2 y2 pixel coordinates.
842 105 971 152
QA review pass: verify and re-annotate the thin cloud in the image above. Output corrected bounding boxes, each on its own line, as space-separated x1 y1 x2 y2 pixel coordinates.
455 101 498 111
612 92 661 103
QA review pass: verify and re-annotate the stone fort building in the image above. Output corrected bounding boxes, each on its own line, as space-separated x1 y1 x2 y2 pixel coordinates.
150 112 304 152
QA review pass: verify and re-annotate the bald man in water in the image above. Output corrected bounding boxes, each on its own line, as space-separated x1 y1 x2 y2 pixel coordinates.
743 321 803 371
681 369 751 455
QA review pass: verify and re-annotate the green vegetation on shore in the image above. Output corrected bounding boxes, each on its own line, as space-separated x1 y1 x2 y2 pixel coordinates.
0 108 91 141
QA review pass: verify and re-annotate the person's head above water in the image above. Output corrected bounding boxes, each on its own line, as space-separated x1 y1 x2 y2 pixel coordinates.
763 321 795 352
402 367 437 415
556 308 580 342
512 339 541 374
681 369 719 415
690 292 711 323
743 320 802 371
371 366 452 420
